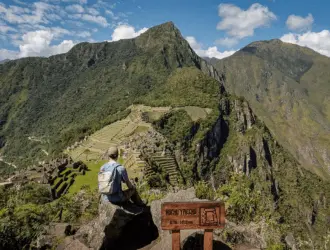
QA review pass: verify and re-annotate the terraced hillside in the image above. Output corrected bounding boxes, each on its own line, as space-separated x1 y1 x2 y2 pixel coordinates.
66 119 137 161
65 104 209 184
150 154 180 185
49 162 88 199
123 150 147 179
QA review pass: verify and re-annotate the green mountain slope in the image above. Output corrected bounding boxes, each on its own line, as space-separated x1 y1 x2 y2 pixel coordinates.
0 22 329 249
210 39 330 178
0 22 205 168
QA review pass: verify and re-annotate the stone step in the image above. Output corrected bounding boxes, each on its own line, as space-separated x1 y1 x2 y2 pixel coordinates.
166 169 178 175
161 163 177 168
163 166 177 171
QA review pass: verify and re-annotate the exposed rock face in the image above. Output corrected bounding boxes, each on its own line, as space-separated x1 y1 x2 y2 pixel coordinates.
193 98 256 179
74 201 146 249
150 187 201 232
210 39 330 176
148 188 235 250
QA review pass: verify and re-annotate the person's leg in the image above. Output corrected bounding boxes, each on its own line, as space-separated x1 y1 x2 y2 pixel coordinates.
122 188 145 206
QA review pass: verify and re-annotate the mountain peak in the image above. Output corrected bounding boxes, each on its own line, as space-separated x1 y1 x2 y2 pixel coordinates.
135 21 187 50
139 21 180 38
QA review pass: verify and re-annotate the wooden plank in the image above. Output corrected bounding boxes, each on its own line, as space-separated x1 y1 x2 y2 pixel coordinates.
161 202 225 230
172 230 180 250
204 229 213 250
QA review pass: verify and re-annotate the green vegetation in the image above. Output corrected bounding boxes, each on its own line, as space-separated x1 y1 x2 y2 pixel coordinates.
68 161 106 194
0 184 98 249
153 110 194 145
211 39 330 176
0 22 202 168
1 21 330 249
141 67 220 108
136 181 166 204
188 103 330 248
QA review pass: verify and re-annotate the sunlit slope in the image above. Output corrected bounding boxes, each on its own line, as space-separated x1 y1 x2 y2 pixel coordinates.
211 39 330 177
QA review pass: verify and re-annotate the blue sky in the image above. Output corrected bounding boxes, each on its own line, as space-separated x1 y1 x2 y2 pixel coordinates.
0 0 330 60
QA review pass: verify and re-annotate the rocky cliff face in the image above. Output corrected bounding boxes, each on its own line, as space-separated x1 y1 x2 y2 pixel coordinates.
158 93 330 249
209 40 330 177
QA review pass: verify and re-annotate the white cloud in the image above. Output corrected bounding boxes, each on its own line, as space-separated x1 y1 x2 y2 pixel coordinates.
0 30 75 60
49 40 75 55
51 27 70 37
0 49 19 60
8 5 30 14
12 0 29 6
0 2 56 25
72 13 109 27
0 25 17 34
105 9 119 20
62 0 87 4
286 14 314 31
77 31 91 38
87 8 99 16
65 4 84 13
215 37 238 48
111 24 148 41
64 20 84 27
280 30 330 57
186 36 236 59
217 3 276 39
47 13 62 21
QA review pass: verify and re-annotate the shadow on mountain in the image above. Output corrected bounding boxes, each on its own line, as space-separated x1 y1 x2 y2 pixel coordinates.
182 233 231 250
100 206 159 250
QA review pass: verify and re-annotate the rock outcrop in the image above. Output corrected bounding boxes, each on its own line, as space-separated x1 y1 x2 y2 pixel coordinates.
73 201 156 249
148 188 233 250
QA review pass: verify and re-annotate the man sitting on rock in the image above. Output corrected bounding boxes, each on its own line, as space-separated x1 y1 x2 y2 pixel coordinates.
99 146 145 207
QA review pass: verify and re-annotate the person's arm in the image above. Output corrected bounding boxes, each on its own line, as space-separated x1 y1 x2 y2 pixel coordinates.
120 166 135 189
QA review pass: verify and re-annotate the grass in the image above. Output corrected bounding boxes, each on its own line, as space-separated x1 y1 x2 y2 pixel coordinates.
133 125 149 134
68 161 106 194
67 157 128 194
52 177 62 187
181 106 209 121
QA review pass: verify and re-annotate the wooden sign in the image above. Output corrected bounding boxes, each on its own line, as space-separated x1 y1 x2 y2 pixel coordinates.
161 202 225 250
161 202 225 230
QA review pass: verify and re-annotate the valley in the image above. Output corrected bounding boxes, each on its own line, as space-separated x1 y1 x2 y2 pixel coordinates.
0 22 329 249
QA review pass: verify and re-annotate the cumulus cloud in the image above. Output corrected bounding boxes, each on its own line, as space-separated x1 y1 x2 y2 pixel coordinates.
0 30 75 60
18 30 74 57
215 37 238 48
0 49 19 60
186 36 236 59
111 24 148 41
286 14 314 31
65 4 84 13
280 30 330 57
217 3 276 39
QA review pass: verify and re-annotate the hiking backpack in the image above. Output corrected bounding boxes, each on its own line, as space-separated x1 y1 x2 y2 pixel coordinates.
98 163 119 194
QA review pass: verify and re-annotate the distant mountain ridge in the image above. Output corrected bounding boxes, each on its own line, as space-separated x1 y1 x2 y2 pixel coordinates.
0 59 10 64
0 22 329 249
210 39 330 177
0 22 211 168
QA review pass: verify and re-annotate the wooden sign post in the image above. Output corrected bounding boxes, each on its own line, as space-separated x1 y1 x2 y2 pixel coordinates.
161 202 225 250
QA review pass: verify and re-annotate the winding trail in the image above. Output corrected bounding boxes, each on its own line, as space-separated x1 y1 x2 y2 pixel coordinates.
0 157 17 169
